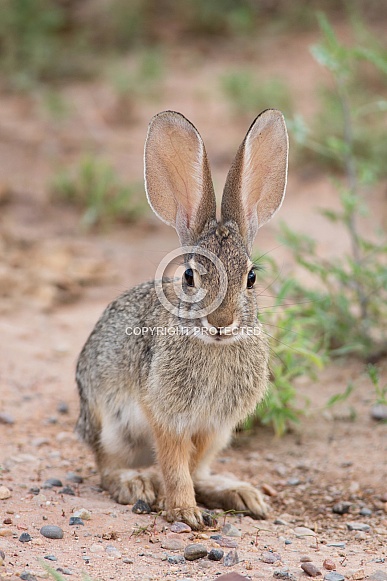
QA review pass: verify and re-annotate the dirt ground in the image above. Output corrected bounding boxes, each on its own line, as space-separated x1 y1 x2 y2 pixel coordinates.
1 26 387 581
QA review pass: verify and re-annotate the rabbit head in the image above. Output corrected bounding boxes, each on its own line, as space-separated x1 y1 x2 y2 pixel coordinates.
145 110 288 340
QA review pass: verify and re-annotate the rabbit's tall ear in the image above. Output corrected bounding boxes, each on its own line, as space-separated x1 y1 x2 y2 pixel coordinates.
144 111 216 244
221 109 288 251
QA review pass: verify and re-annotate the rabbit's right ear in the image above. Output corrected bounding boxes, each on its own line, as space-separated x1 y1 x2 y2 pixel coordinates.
144 111 216 244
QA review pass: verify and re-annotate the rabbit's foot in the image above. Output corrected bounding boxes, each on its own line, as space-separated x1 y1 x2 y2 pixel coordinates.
102 469 161 506
195 474 269 520
166 506 204 530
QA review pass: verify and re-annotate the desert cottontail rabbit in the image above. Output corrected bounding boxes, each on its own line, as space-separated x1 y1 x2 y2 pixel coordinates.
76 109 288 529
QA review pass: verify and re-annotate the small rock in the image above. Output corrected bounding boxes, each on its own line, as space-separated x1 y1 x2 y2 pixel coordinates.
167 555 185 564
184 543 207 561
0 412 15 425
324 573 345 581
371 404 387 421
105 545 121 558
216 574 249 581
327 543 345 548
300 556 313 563
90 543 104 553
3 517 12 525
208 548 224 561
222 523 241 537
273 570 296 580
170 521 191 533
359 507 372 516
73 508 91 521
287 477 300 486
29 486 40 495
0 550 5 559
262 551 281 564
368 573 387 581
44 555 58 561
57 401 69 414
354 531 367 540
202 511 217 527
284 539 292 545
20 573 37 581
224 549 239 567
294 527 316 538
132 499 151 514
40 525 64 539
346 522 370 532
60 486 75 496
262 483 278 497
323 559 336 571
301 562 321 577
123 558 133 564
161 538 185 551
19 532 32 543
275 518 289 526
57 567 72 575
215 536 238 548
351 570 365 580
43 478 63 488
332 502 351 515
69 517 84 526
0 486 11 500
66 472 83 484
0 528 12 537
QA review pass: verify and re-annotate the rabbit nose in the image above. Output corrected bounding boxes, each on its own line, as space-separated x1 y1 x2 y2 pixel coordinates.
206 311 236 330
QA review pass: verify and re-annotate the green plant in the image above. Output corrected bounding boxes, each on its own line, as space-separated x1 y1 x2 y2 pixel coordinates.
51 156 145 229
221 71 293 118
368 364 387 406
42 562 97 581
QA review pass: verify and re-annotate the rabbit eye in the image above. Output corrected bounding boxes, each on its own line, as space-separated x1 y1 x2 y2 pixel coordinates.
184 268 194 287
247 269 256 289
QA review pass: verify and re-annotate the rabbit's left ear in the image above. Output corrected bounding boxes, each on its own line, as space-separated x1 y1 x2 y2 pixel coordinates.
221 109 288 251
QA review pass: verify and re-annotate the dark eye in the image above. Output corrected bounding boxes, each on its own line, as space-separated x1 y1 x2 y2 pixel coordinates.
247 269 256 289
184 268 194 287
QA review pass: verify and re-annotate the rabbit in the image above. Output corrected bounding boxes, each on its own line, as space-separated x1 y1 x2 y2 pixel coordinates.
76 108 288 530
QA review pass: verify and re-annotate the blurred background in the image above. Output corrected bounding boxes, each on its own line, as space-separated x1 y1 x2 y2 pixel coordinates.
1 0 386 434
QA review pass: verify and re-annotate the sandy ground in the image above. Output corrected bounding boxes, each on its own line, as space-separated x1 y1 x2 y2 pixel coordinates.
1 24 387 581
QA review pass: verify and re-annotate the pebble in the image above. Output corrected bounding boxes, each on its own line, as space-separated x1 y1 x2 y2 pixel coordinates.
224 549 239 567
19 532 32 543
222 523 241 537
0 412 15 425
29 486 40 495
332 502 351 515
370 404 387 421
167 555 185 564
368 573 387 581
0 550 5 559
0 528 12 537
184 543 207 561
40 525 64 539
275 518 289 526
294 527 316 537
20 573 37 581
66 472 83 484
359 507 372 516
0 486 11 500
284 539 292 545
44 555 58 561
69 517 84 526
123 558 134 564
262 551 281 564
73 508 91 521
3 517 12 524
262 483 278 497
132 499 152 514
208 548 224 561
105 545 121 558
43 478 63 488
346 522 370 532
202 511 217 527
327 542 345 548
90 543 104 553
351 570 365 580
217 575 249 581
60 486 75 496
287 477 300 486
300 556 313 563
301 563 321 577
273 570 296 580
161 538 185 551
57 567 72 575
170 521 191 533
323 559 336 570
215 536 238 548
324 573 345 581
57 401 69 414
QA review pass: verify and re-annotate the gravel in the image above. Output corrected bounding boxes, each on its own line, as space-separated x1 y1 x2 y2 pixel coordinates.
262 551 281 564
167 555 185 564
332 501 351 515
69 517 84 526
60 486 75 496
170 522 191 533
184 544 208 561
224 549 239 567
66 472 83 484
19 532 32 543
44 555 58 561
161 538 185 551
43 478 63 488
324 573 345 581
301 562 322 577
208 548 224 561
40 525 64 539
221 523 241 537
370 404 387 421
0 412 15 425
0 486 11 500
346 522 370 532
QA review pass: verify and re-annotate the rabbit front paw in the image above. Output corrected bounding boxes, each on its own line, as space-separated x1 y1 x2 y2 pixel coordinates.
102 469 161 506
